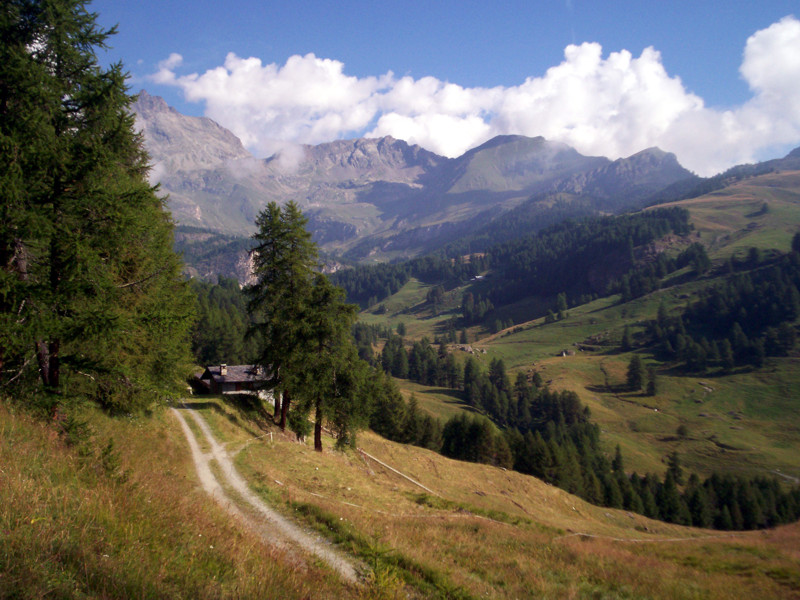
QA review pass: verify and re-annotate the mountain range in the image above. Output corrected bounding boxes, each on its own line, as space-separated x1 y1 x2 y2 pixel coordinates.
132 91 697 267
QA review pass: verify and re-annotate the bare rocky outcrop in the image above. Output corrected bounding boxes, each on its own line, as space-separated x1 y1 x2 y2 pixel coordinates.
132 91 697 268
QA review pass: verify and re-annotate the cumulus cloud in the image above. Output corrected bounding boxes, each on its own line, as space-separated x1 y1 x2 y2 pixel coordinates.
151 16 800 176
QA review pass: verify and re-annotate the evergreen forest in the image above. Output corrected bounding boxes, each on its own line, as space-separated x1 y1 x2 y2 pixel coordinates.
0 0 195 412
371 334 800 530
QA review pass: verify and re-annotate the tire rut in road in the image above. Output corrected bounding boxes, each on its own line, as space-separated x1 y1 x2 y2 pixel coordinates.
171 405 360 584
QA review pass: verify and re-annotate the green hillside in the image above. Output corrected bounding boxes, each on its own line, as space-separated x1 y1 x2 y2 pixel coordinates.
659 170 800 258
357 170 800 492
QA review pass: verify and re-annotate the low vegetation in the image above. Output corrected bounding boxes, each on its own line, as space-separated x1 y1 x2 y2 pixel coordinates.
0 402 350 598
6 396 800 599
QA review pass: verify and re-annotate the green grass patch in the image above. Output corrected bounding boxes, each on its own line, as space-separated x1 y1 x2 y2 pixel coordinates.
289 501 476 599
395 379 476 421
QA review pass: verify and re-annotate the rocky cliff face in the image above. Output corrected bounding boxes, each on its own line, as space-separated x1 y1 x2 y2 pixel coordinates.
299 136 444 180
133 91 251 171
552 147 692 208
133 91 695 263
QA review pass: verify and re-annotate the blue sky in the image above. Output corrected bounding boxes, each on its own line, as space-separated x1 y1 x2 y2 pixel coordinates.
93 0 800 175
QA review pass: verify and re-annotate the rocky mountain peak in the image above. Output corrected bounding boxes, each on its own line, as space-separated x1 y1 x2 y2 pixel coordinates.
132 89 172 116
447 134 609 194
550 146 693 207
132 90 251 172
607 147 688 182
132 92 697 262
300 136 444 180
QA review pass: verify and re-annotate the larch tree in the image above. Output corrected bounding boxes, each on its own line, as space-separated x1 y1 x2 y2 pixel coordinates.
0 0 194 409
291 273 365 451
246 201 317 429
246 202 371 449
626 354 644 391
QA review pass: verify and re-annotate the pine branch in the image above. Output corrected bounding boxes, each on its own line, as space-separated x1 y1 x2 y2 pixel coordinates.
116 265 169 289
3 355 33 387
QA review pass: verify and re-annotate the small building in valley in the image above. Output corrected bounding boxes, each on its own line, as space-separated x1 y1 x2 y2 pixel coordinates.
198 364 269 395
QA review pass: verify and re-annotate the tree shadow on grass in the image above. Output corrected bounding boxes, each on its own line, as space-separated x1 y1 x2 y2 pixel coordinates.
179 396 272 435
585 383 635 394
419 388 482 415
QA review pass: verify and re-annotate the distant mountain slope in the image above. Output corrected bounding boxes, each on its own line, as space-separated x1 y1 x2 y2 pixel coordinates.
444 135 608 194
654 168 800 259
647 145 800 206
133 92 695 265
555 147 693 209
134 91 251 171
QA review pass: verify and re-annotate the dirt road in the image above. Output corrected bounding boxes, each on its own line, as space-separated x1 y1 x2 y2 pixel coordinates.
171 405 360 584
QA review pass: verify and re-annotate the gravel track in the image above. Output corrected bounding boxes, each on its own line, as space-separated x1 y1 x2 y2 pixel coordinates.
171 405 360 584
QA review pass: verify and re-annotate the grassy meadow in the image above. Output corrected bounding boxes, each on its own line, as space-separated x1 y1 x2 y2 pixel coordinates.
4 380 800 598
8 395 799 599
658 170 800 259
0 402 352 599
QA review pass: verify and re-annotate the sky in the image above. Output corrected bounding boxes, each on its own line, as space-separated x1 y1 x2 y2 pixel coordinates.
92 0 800 176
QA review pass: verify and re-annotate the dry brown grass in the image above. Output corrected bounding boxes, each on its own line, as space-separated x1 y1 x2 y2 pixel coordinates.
194 397 800 599
0 401 353 599
4 395 799 599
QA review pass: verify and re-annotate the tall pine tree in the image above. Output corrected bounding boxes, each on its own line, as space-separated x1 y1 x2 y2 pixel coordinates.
246 201 317 429
0 0 194 409
246 202 371 448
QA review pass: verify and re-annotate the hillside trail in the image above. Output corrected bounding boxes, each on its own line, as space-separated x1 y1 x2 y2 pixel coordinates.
170 404 360 584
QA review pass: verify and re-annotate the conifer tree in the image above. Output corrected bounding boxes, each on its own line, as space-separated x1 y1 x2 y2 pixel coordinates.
246 201 317 429
688 486 712 527
621 326 632 351
626 354 644 391
0 0 194 407
247 202 371 449
792 231 800 255
612 444 625 474
646 366 658 396
368 372 405 440
667 450 684 485
400 394 421 444
292 274 366 451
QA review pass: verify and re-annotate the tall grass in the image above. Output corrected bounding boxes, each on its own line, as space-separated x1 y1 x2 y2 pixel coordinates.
4 392 800 599
0 402 350 599
197 398 800 599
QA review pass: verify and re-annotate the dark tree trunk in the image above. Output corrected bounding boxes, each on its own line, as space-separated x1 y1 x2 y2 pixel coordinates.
314 399 323 452
36 339 60 390
49 340 59 389
36 341 50 387
1 238 29 384
273 389 282 420
279 388 290 430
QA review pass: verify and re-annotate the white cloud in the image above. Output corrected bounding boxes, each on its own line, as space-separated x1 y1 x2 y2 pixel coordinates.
370 112 493 158
152 52 183 84
151 16 800 176
741 16 800 108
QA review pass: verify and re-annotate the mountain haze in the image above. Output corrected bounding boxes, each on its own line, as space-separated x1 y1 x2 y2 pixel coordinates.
133 92 695 265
